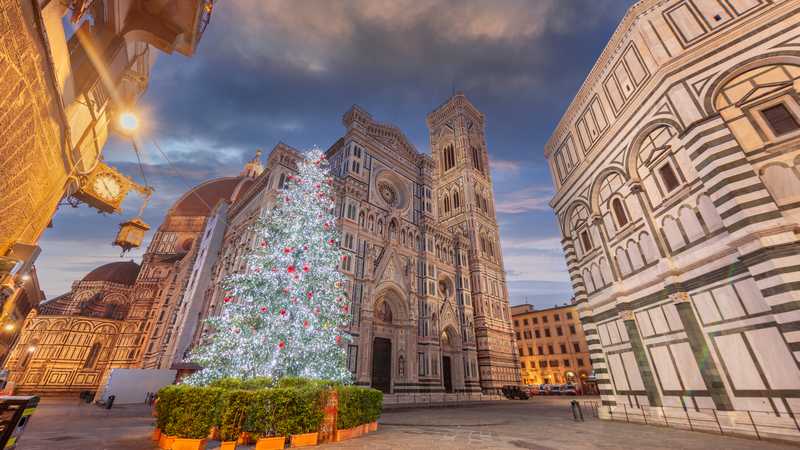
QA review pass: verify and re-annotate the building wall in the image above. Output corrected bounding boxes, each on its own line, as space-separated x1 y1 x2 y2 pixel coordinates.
511 304 593 389
545 0 800 416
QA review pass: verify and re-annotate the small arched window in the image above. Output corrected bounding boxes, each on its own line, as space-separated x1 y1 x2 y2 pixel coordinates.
453 191 460 209
444 196 451 213
611 198 628 227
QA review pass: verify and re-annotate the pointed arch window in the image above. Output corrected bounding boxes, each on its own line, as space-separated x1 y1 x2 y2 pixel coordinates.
453 191 460 209
443 145 456 172
443 196 451 213
471 146 483 173
611 198 628 227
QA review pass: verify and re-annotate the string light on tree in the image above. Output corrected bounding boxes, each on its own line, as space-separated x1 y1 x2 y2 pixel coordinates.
185 149 352 385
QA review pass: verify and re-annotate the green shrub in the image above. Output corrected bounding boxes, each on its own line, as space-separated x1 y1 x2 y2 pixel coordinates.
210 376 273 391
157 377 378 439
220 390 256 441
160 386 225 438
336 386 383 429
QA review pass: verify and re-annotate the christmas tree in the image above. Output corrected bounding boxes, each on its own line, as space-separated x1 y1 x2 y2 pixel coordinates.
185 149 352 385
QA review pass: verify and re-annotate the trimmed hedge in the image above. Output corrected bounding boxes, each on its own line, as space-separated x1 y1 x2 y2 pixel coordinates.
157 386 225 438
158 378 382 440
336 386 383 429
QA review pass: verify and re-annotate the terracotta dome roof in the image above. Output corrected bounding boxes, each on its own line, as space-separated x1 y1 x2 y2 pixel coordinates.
82 261 140 285
170 177 245 217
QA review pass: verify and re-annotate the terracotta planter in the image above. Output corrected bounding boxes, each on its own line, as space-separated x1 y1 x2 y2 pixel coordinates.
158 434 176 449
255 436 286 450
152 427 162 441
368 421 378 432
361 423 369 434
290 432 318 448
220 442 237 450
172 438 207 450
238 432 254 445
335 427 351 442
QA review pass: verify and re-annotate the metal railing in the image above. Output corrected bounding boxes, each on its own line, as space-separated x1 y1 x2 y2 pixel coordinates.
579 401 800 442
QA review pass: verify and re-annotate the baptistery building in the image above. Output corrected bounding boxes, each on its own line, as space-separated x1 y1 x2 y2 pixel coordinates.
545 0 800 431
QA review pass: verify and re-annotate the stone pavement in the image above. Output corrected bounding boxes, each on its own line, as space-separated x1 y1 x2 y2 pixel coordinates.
19 397 796 449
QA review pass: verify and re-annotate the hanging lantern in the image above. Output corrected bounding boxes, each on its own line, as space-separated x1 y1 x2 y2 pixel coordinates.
113 217 150 254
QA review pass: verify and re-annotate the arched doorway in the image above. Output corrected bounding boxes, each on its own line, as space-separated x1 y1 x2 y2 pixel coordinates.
440 327 459 393
371 299 393 393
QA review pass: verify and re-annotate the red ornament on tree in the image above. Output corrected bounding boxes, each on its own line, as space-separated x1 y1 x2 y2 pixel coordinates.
303 320 309 328
323 222 330 230
260 306 268 313
224 297 232 303
302 264 310 273
278 340 285 350
306 291 314 299
283 247 293 254
328 238 335 246
261 240 268 248
335 336 342 344
287 265 296 273
280 308 287 316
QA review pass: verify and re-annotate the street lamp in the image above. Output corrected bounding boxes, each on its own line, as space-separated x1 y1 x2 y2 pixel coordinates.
2 324 14 333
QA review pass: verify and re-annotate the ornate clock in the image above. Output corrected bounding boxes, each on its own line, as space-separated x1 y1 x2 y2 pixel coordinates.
73 162 133 213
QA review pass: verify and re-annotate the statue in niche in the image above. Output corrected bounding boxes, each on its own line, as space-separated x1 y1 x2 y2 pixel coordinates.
398 354 405 377
375 300 393 324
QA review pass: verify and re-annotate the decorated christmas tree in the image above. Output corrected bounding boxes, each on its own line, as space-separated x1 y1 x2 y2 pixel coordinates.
185 149 352 385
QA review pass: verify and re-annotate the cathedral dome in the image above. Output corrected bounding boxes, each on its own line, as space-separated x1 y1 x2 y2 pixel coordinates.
82 261 140 285
169 177 250 217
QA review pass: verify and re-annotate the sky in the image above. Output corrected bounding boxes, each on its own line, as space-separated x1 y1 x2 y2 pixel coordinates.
37 0 635 309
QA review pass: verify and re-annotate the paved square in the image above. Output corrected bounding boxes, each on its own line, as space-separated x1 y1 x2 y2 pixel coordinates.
20 397 794 449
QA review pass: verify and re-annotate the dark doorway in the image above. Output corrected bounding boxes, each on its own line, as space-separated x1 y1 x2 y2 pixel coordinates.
442 356 453 393
371 337 391 393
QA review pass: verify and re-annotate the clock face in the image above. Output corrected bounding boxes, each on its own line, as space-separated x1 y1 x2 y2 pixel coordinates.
93 173 122 202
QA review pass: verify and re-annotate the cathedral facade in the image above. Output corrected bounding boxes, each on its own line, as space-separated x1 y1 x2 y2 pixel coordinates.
191 94 518 394
7 94 518 396
545 0 800 425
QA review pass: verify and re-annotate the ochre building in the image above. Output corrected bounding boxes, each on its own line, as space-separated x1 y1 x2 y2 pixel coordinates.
511 304 593 391
0 0 211 321
544 0 800 431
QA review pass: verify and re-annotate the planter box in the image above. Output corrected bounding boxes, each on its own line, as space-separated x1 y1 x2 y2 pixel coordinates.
290 432 318 447
255 436 286 449
172 438 207 450
368 421 378 432
158 434 176 449
152 427 162 442
335 427 352 442
361 423 369 434
220 442 237 450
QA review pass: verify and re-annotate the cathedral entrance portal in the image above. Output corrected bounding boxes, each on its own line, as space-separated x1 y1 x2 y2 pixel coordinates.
371 337 392 393
442 355 453 393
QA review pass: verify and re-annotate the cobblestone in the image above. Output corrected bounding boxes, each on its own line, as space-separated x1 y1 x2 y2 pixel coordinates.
20 397 796 449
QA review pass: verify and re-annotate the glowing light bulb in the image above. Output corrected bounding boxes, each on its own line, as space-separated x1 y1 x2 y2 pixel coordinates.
119 111 139 132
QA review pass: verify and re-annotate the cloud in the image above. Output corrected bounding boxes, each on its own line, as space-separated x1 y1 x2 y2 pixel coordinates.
495 186 553 213
490 159 522 175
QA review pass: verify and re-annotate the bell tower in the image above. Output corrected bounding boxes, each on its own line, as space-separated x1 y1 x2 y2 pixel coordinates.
427 93 520 393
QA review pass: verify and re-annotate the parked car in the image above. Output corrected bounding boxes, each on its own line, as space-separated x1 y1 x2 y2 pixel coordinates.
561 384 578 396
549 385 563 395
501 385 530 400
524 384 542 396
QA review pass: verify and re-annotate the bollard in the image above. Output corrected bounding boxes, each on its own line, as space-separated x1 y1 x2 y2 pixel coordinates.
106 395 115 410
571 400 584 422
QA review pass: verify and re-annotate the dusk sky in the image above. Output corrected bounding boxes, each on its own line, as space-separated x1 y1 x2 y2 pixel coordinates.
38 1 635 309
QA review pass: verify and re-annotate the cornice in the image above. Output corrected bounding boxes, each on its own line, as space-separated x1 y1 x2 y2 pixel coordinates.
544 0 664 158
